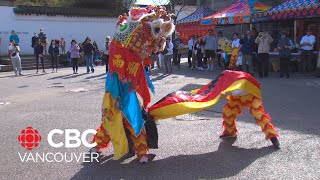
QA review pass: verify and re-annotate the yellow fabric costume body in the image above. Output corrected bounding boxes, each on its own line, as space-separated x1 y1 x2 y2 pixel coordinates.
148 70 280 148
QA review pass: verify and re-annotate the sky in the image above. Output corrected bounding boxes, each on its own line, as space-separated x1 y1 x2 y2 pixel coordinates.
134 0 170 5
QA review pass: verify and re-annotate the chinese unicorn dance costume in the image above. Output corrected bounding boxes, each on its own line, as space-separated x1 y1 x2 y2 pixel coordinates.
93 7 279 165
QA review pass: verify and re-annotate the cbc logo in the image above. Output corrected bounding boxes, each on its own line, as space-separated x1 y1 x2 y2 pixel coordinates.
18 126 42 151
18 127 97 150
48 129 97 148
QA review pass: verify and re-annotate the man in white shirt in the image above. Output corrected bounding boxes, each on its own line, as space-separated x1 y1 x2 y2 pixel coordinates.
9 42 22 76
232 33 241 49
187 35 194 68
300 28 316 73
8 40 15 60
229 33 241 70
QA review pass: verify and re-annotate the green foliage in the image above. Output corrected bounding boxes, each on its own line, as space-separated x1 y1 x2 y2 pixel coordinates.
15 0 134 9
13 0 137 18
15 0 75 7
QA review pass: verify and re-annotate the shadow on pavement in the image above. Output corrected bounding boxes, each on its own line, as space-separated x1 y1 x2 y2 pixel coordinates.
26 73 47 78
179 83 203 92
62 73 86 79
150 74 170 82
71 139 276 179
85 73 106 79
47 74 74 80
0 74 17 79
150 62 225 82
17 85 29 88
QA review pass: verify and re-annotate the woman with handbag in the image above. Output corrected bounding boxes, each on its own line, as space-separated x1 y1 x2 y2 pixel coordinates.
49 39 60 73
35 39 45 73
195 37 205 71
10 42 22 76
70 40 80 74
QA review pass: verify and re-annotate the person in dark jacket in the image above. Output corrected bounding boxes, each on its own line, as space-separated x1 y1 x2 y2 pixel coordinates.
172 32 183 69
49 39 60 73
194 37 205 70
93 41 99 52
278 31 293 78
240 30 255 74
38 29 48 56
216 31 224 67
35 39 45 73
92 41 100 65
82 37 94 73
31 32 38 56
103 36 110 72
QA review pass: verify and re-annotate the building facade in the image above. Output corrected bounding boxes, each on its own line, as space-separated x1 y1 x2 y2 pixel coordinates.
0 6 118 55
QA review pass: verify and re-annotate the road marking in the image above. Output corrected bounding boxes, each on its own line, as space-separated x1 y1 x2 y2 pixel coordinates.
0 102 11 105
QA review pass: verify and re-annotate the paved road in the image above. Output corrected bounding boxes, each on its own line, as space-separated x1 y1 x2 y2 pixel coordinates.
1 59 320 179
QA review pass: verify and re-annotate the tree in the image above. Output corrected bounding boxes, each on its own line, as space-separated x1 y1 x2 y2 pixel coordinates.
75 0 134 10
170 0 196 19
150 0 196 40
150 0 195 20
15 0 75 7
15 0 135 11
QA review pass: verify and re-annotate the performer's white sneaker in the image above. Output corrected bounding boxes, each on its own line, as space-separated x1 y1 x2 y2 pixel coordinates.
89 147 98 153
139 155 149 163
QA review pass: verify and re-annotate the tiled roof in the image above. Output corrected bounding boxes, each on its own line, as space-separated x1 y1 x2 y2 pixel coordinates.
252 0 320 22
13 5 118 18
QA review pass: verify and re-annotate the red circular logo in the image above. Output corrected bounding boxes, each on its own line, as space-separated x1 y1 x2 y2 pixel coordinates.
18 126 42 150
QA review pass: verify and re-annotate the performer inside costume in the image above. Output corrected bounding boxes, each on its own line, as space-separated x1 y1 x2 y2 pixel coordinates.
92 6 175 163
